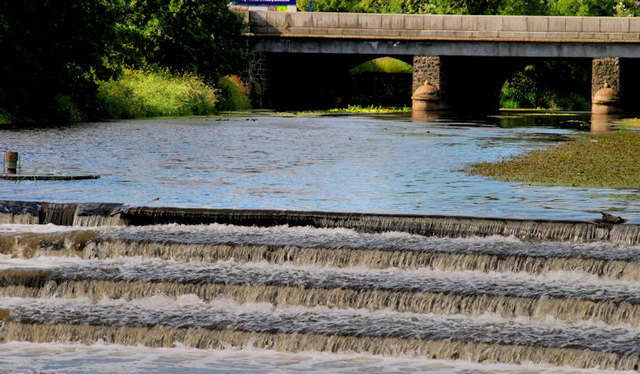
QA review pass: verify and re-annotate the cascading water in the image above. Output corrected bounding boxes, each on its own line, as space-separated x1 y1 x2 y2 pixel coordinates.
1 201 640 372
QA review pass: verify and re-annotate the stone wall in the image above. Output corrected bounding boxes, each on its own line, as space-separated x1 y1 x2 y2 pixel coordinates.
243 52 272 108
412 56 441 94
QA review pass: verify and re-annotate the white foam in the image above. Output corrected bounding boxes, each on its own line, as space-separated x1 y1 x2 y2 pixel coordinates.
0 341 630 374
0 223 100 234
0 255 84 269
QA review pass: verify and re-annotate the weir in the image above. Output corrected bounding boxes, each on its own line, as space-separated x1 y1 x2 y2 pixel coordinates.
2 200 639 244
1 199 640 370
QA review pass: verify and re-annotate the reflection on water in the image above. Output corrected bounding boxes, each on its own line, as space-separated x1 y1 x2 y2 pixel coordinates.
0 112 637 221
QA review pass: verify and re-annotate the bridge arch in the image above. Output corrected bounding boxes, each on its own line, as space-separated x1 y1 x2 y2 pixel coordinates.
247 52 414 110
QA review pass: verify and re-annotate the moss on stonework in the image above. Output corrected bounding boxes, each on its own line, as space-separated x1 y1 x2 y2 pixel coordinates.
467 130 640 188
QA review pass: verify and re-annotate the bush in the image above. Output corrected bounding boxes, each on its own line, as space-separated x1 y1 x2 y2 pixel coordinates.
97 68 218 119
500 61 590 111
216 75 251 111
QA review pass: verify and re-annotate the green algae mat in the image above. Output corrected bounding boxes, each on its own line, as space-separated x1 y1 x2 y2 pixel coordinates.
467 131 640 188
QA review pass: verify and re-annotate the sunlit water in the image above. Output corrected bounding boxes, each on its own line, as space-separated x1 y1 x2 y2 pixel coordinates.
1 112 637 221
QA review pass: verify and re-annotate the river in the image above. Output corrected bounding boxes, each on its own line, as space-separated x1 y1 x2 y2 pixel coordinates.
0 112 637 220
0 112 639 373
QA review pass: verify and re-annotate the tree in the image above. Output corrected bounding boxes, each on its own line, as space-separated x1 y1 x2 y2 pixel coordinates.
116 0 248 84
0 0 119 123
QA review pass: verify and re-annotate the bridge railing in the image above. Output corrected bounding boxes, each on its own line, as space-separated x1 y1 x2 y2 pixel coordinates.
244 11 640 42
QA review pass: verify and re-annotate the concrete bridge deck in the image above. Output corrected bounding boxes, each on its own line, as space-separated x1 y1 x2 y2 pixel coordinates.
244 11 640 57
248 11 640 41
243 11 640 58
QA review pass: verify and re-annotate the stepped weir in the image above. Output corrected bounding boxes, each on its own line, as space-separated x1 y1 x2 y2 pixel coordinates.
1 200 640 370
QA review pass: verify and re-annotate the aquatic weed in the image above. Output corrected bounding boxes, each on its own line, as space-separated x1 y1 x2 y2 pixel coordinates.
467 131 640 188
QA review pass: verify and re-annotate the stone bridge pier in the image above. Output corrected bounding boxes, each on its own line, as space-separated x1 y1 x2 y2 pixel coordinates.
591 57 640 114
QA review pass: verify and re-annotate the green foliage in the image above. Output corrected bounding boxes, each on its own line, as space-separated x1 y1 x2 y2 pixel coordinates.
298 0 547 14
0 0 119 123
97 68 217 119
500 61 590 111
327 105 411 113
216 75 252 112
547 0 618 16
0 0 249 124
115 0 248 84
613 0 640 16
350 57 413 74
297 0 638 15
297 105 411 114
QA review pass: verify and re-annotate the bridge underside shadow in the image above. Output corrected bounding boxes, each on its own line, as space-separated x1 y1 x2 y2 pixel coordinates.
246 52 640 113
416 56 530 112
246 53 414 110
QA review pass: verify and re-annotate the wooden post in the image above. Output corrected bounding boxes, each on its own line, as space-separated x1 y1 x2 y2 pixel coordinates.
5 152 18 174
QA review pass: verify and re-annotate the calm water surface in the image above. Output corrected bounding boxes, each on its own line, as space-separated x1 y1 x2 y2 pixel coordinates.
1 112 636 221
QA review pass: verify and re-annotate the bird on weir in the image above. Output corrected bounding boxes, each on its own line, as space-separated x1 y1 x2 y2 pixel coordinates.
597 211 626 224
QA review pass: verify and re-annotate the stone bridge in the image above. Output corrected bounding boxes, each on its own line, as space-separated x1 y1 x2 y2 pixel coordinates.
237 9 640 112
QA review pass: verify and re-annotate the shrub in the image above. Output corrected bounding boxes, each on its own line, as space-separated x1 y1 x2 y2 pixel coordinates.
216 75 251 111
97 68 218 119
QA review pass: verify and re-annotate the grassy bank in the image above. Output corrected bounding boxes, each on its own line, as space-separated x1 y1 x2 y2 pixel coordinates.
467 130 640 188
293 105 412 116
97 69 250 119
326 105 411 114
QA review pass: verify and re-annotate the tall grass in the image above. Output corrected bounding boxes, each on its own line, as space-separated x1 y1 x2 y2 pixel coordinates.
97 68 218 119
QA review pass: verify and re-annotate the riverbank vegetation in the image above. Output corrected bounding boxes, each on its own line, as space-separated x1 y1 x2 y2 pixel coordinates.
467 130 640 188
97 69 218 119
499 60 591 111
327 105 412 114
296 0 640 17
0 0 248 124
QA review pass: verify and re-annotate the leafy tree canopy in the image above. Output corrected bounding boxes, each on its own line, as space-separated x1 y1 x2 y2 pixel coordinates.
297 0 640 15
0 0 248 123
0 0 118 123
115 0 248 84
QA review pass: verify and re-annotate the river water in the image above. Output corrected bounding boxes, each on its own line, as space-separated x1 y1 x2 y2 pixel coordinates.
0 112 637 221
1 112 639 373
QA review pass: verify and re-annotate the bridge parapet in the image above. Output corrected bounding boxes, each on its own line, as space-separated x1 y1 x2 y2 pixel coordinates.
247 11 640 42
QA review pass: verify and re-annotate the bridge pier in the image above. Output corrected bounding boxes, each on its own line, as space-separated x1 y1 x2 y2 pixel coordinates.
591 57 640 114
592 57 622 114
243 52 272 108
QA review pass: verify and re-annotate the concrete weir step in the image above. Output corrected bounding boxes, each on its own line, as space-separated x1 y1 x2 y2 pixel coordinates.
0 200 639 244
